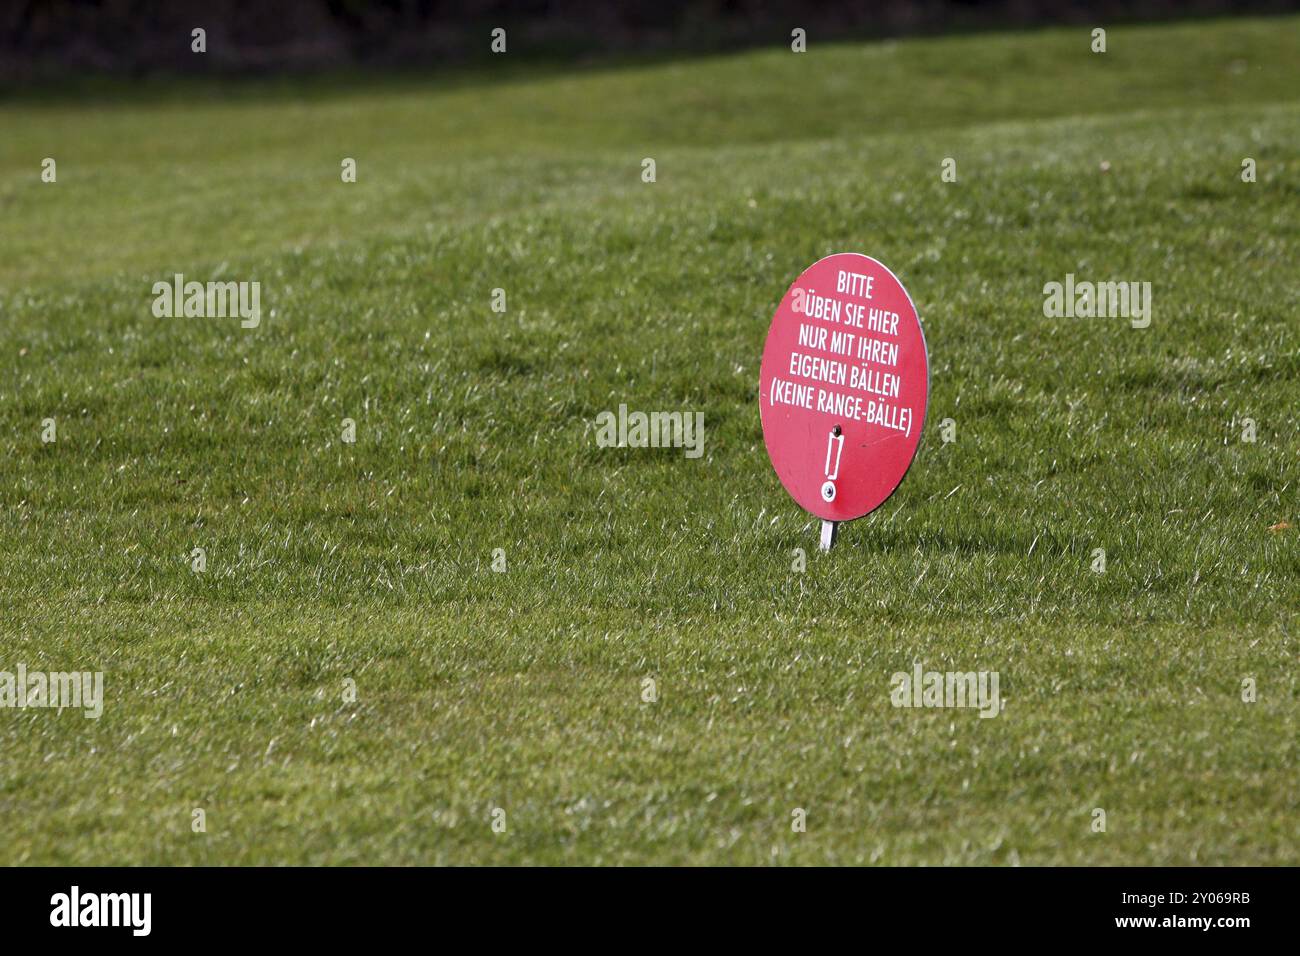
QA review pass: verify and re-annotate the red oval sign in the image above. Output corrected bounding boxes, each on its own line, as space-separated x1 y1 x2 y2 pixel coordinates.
759 253 928 522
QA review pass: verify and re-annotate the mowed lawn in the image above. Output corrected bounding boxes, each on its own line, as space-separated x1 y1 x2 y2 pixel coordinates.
0 17 1297 865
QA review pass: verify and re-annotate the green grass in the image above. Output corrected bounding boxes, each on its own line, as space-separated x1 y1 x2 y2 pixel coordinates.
0 16 1297 865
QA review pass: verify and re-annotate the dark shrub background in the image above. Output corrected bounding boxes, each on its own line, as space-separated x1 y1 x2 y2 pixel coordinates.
3 0 1297 80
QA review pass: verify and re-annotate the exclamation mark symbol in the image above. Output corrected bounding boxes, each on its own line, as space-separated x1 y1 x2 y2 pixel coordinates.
821 425 843 502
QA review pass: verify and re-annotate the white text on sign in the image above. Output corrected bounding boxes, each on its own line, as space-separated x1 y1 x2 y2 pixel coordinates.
777 272 913 437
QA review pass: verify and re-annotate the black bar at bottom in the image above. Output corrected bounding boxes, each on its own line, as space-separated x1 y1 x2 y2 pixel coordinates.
0 866 1287 943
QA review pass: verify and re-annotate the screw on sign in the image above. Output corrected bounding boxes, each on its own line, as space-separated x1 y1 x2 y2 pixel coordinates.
759 253 929 550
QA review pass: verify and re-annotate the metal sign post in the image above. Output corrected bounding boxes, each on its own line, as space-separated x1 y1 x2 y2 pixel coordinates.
819 520 838 552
